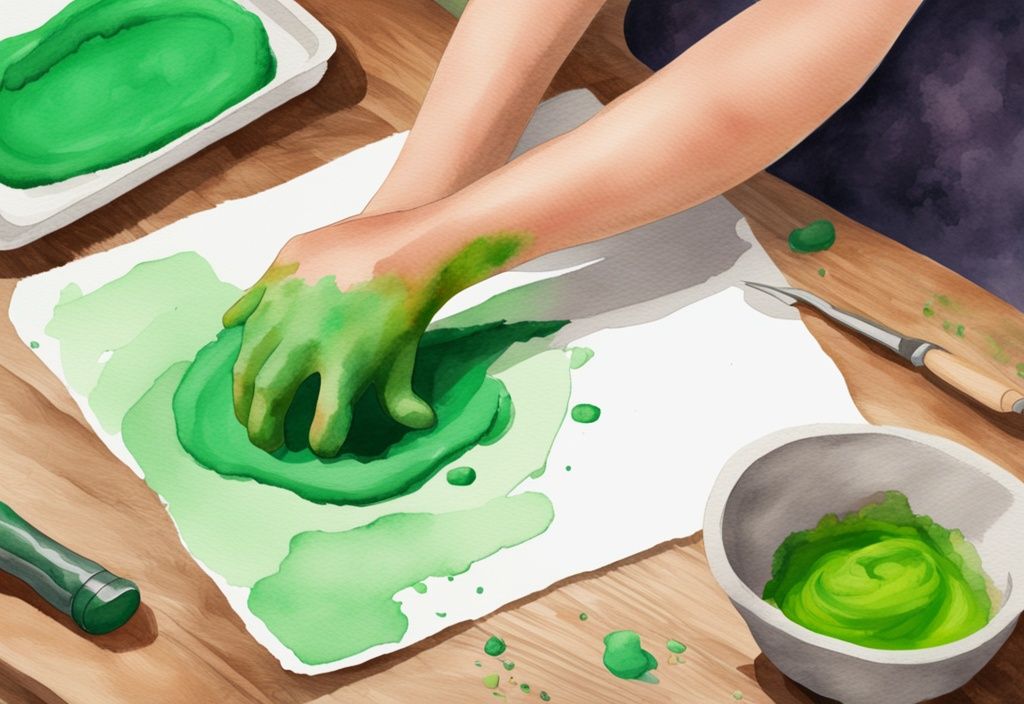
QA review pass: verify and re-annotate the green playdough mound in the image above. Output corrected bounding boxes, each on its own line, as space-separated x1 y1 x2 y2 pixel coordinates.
174 321 566 505
0 0 276 188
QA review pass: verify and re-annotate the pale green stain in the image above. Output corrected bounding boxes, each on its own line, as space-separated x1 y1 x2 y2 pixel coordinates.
732 691 744 700
483 673 500 689
45 250 574 664
1017 363 1024 379
569 347 594 370
764 491 994 649
602 630 658 680
985 336 1011 364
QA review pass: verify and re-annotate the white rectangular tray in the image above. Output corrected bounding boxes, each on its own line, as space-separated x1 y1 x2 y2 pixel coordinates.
0 0 337 250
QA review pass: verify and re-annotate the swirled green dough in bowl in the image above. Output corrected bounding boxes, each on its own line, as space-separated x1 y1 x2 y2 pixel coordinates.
173 320 565 505
763 491 997 650
0 0 276 189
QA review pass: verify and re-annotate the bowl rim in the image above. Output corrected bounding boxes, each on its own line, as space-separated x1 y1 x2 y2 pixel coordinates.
703 423 1024 665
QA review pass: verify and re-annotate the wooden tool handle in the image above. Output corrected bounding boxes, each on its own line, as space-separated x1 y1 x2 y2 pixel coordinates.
923 348 1024 413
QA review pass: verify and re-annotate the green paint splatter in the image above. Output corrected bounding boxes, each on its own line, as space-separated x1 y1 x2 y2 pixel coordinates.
446 467 477 487
484 635 507 657
788 220 836 253
475 660 482 667
569 347 595 369
943 320 952 332
0 0 277 189
436 612 447 618
1017 363 1024 379
985 336 1011 364
570 404 601 424
602 630 658 680
763 491 994 649
476 586 485 594
936 294 953 309
579 612 588 621
923 304 935 318
28 340 39 349
502 659 515 671
666 639 686 654
483 674 500 689
246 493 554 664
956 324 966 338
46 251 575 665
540 693 551 702
520 684 531 693
565 465 572 472
817 268 826 278
412 582 427 594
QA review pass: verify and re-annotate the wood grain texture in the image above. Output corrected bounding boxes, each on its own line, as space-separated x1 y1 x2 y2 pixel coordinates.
1 1 1023 702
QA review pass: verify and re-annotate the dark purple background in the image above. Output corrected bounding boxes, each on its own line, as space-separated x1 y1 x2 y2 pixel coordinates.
624 1 1024 309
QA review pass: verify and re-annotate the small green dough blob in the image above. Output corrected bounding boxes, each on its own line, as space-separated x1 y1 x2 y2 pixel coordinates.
174 320 565 505
540 692 551 702
570 403 601 424
484 635 507 657
788 220 836 253
0 0 277 188
482 674 500 689
763 491 994 649
446 467 477 486
602 630 658 680
666 639 686 654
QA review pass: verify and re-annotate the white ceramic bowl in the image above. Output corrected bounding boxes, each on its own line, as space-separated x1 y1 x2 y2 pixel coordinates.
704 424 1024 704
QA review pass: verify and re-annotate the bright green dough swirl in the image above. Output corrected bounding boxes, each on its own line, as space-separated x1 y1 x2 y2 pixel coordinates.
763 491 994 650
173 320 565 506
0 0 276 188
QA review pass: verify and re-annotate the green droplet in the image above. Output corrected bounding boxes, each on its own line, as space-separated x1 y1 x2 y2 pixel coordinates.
565 465 572 472
448 576 455 582
29 340 40 349
602 630 658 680
520 683 531 693
540 692 551 702
502 659 515 671
923 304 934 317
412 582 427 594
936 294 953 308
579 612 588 621
788 219 836 253
436 612 447 618
476 586 485 594
666 639 686 654
475 660 482 667
817 268 826 277
569 347 595 369
484 635 507 656
1016 363 1024 379
446 466 477 486
570 403 601 424
732 691 744 700
483 673 500 689
956 324 966 338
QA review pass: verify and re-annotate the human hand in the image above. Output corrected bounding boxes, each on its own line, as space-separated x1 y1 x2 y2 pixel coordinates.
223 212 528 457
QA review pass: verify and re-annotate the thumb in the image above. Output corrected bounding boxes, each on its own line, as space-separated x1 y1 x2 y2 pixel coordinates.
376 338 435 430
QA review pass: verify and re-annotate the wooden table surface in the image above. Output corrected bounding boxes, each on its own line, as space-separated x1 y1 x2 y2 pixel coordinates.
3 2 1024 702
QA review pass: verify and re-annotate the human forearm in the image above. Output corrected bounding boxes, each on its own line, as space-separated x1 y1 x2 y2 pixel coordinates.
383 0 923 274
364 0 604 215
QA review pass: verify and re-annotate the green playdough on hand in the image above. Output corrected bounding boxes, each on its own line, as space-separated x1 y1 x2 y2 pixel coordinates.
763 491 994 650
788 219 836 253
0 0 276 188
602 630 658 680
174 319 565 505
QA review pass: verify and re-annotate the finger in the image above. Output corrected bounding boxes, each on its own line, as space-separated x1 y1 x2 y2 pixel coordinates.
376 340 435 430
232 318 282 426
247 343 313 452
223 284 266 328
308 365 362 458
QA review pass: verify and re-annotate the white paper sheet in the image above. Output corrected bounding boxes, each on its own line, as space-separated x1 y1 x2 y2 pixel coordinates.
9 91 865 673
